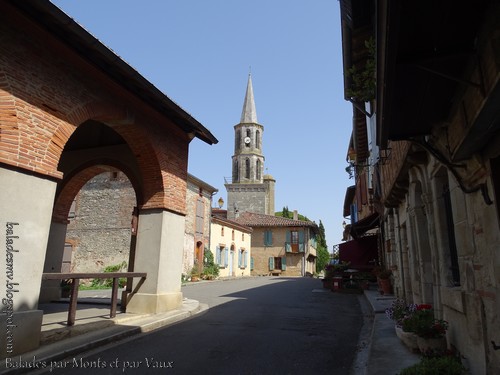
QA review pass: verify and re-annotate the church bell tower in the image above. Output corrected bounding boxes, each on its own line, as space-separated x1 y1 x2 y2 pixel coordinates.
225 74 275 219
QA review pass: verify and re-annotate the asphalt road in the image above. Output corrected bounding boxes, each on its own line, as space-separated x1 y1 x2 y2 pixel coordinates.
41 277 365 375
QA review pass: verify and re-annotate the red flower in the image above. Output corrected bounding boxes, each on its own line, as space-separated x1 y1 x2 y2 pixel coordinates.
416 304 433 310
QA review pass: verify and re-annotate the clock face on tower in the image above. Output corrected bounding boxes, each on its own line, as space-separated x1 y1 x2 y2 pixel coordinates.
244 137 251 145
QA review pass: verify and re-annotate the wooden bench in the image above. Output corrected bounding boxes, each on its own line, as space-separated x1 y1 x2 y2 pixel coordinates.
42 272 146 326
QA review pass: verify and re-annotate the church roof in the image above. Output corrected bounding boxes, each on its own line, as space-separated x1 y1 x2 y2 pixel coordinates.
240 74 258 124
234 212 318 232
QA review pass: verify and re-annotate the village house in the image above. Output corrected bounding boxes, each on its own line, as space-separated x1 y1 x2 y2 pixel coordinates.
339 0 500 373
234 211 318 277
209 215 252 278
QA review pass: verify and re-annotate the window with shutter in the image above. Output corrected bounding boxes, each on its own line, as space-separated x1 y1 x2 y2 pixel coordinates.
216 246 221 266
268 257 274 270
298 230 305 252
224 248 228 267
281 257 287 271
238 250 242 268
244 252 248 268
195 198 204 238
250 257 254 270
285 231 291 252
264 230 273 246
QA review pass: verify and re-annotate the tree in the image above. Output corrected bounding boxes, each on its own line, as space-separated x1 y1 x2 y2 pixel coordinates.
316 220 330 273
281 206 290 219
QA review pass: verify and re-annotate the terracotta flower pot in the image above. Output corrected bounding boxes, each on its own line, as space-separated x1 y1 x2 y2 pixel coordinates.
377 277 392 294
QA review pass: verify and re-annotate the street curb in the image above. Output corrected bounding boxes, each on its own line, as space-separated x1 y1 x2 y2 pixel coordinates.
0 301 208 375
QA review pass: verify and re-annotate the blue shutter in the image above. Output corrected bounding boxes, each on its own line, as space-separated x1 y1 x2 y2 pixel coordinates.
238 250 242 267
268 257 274 270
281 257 287 271
250 257 254 270
216 246 221 265
244 252 248 268
265 230 273 246
299 231 305 252
285 231 291 252
224 248 228 267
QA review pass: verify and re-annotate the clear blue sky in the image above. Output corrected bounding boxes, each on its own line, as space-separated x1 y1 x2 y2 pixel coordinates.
51 0 354 250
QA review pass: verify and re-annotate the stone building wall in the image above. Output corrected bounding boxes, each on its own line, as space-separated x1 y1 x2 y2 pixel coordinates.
182 177 215 275
226 184 268 219
66 171 135 273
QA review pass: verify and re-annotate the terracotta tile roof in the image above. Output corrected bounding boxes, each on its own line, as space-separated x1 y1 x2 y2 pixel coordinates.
234 212 318 232
211 215 253 233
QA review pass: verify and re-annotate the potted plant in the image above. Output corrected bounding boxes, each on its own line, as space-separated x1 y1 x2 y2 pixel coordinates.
386 299 419 352
322 265 335 288
190 264 201 282
329 261 351 291
375 268 393 294
404 304 448 353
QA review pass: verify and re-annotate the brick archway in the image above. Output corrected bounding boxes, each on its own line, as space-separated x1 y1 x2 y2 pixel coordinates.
53 162 141 223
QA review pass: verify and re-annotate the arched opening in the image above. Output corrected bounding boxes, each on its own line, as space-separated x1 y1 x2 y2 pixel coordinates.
233 160 239 182
40 121 142 305
245 158 250 179
65 170 136 275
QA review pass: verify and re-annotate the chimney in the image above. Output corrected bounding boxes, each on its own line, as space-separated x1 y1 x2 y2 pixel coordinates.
293 210 298 221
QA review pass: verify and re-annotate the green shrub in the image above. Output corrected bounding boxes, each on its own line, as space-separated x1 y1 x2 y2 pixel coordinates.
399 355 467 375
202 248 219 278
90 261 127 289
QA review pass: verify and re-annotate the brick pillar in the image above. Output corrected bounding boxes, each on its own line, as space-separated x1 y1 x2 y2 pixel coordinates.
0 167 57 358
126 208 185 314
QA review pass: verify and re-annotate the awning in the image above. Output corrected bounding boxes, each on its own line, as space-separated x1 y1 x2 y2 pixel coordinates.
338 235 378 271
350 213 379 239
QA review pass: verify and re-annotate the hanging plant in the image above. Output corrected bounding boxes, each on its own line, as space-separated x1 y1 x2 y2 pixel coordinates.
346 36 376 102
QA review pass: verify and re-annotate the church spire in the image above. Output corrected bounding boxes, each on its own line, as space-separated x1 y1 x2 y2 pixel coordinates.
240 73 258 124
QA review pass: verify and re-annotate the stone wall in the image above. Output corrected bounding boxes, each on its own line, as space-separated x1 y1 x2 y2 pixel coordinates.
226 184 268 219
66 171 134 273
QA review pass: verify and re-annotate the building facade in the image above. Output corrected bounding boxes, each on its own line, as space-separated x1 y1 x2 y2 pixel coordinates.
184 175 218 275
234 212 318 277
339 1 500 373
209 216 252 278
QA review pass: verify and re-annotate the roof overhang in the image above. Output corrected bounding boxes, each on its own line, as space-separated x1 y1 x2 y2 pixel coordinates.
376 0 494 149
7 0 218 145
